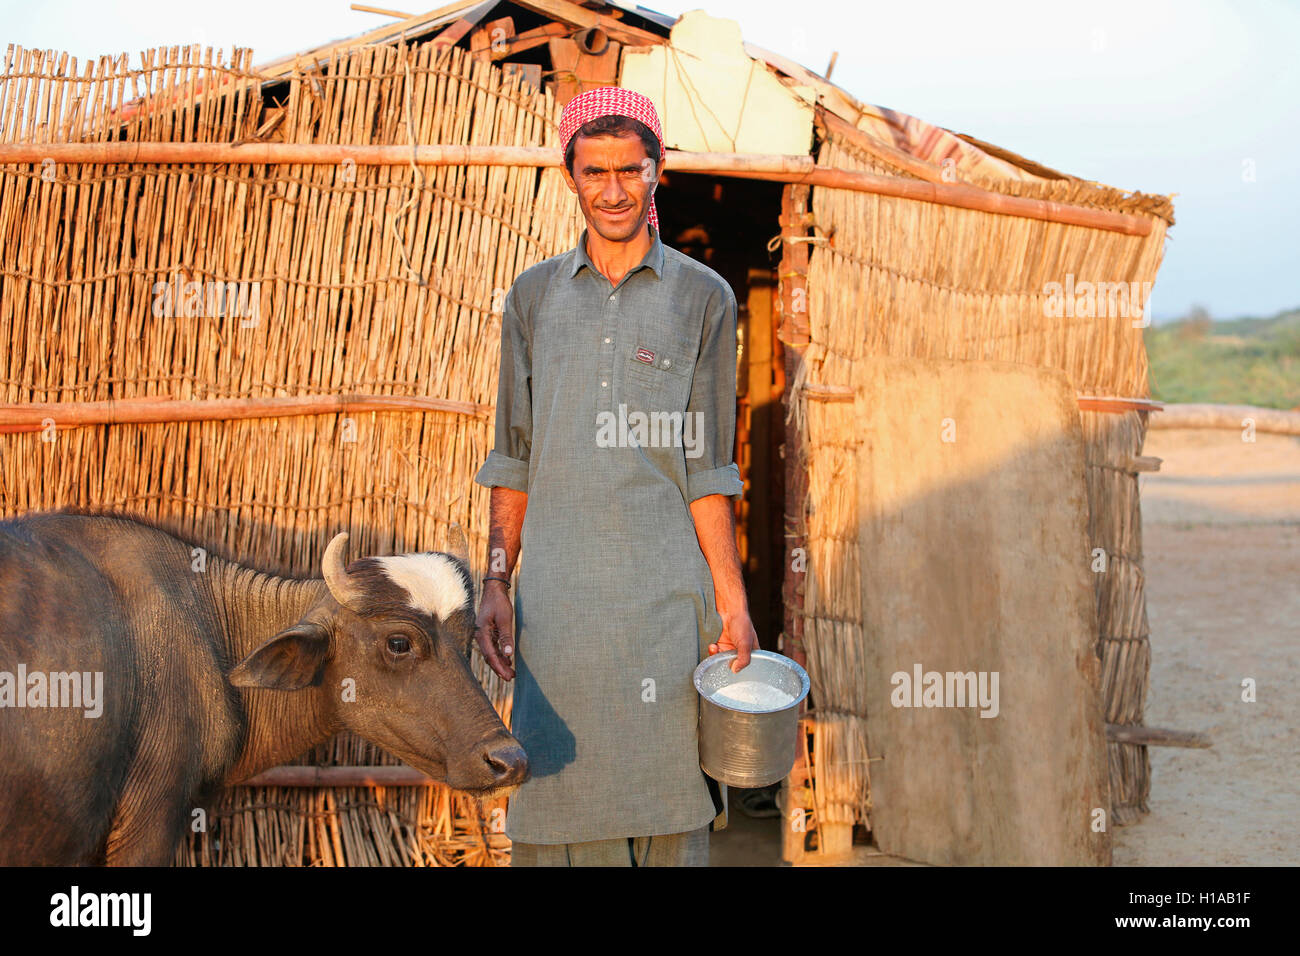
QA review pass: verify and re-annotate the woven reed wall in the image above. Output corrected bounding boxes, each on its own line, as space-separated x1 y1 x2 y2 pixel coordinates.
0 41 580 864
798 130 1172 832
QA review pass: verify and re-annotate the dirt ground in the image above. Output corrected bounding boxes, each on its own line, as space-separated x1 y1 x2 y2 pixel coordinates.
1110 427 1300 866
712 426 1299 866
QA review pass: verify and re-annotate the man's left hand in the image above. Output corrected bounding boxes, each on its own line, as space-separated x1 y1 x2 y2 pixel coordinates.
709 612 759 672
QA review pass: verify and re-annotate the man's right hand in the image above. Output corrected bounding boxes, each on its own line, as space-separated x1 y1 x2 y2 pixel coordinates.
475 581 516 681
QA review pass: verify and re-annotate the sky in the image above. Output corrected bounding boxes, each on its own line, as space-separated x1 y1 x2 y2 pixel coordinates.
3 0 1297 322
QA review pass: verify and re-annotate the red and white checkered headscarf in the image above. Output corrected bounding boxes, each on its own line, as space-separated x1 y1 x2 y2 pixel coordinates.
559 86 664 233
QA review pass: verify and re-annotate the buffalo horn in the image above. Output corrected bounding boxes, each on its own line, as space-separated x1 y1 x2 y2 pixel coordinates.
447 521 469 565
322 532 365 611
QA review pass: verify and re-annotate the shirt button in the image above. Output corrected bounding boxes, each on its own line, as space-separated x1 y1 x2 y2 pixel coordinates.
662 359 671 368
604 337 611 344
601 380 608 387
610 294 618 302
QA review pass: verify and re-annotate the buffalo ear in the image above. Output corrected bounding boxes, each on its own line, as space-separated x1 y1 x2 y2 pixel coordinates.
457 607 477 660
460 620 475 660
229 624 331 691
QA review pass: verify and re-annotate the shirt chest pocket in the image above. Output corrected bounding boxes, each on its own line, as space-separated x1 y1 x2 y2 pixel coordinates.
622 339 695 415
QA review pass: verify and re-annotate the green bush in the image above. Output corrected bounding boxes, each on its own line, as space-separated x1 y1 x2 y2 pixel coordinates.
1145 308 1300 409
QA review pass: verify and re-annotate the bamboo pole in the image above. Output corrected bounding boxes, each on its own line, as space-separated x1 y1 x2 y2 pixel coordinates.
238 766 440 787
816 107 948 184
742 40 864 128
0 394 490 433
801 382 1165 415
1148 403 1300 436
1076 396 1165 413
0 140 562 167
350 4 417 19
1 141 814 175
506 0 662 47
779 184 813 866
255 0 489 79
1118 456 1163 473
0 142 1153 236
722 165 1153 236
1105 724 1212 749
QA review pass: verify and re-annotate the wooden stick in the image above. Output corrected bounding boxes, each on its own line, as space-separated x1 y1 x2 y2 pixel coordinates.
1118 455 1163 473
0 142 1153 236
803 383 1163 414
800 383 853 400
723 165 1153 236
780 184 813 866
1148 403 1300 436
817 106 947 184
0 394 491 433
256 0 490 78
489 22 569 60
743 41 864 126
0 141 813 171
507 0 663 47
1076 395 1165 413
430 8 492 50
1105 724 1212 749
350 4 417 18
237 766 441 787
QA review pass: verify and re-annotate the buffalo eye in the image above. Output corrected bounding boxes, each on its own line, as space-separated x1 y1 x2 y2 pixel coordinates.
387 636 412 656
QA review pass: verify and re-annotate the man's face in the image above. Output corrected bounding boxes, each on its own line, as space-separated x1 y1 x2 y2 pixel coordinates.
563 132 661 242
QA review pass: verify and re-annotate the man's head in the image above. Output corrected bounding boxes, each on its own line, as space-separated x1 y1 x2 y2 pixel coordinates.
558 87 665 242
563 114 662 179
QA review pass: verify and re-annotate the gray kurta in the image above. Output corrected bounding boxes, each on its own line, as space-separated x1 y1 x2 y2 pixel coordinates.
473 224 743 844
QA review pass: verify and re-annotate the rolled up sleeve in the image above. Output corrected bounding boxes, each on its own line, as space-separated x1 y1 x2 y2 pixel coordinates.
474 286 532 493
684 281 744 503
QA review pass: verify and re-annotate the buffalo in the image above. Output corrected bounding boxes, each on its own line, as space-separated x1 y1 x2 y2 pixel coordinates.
0 511 527 865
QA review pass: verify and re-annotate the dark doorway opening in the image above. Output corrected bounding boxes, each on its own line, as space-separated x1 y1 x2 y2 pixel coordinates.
656 172 786 653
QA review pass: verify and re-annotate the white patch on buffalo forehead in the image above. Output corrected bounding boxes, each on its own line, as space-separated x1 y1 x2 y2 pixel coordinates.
373 554 470 621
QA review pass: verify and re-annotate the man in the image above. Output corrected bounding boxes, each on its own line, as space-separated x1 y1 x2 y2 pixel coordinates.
472 87 758 867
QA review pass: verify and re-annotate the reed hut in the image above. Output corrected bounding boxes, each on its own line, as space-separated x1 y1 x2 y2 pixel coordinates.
0 0 1173 864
